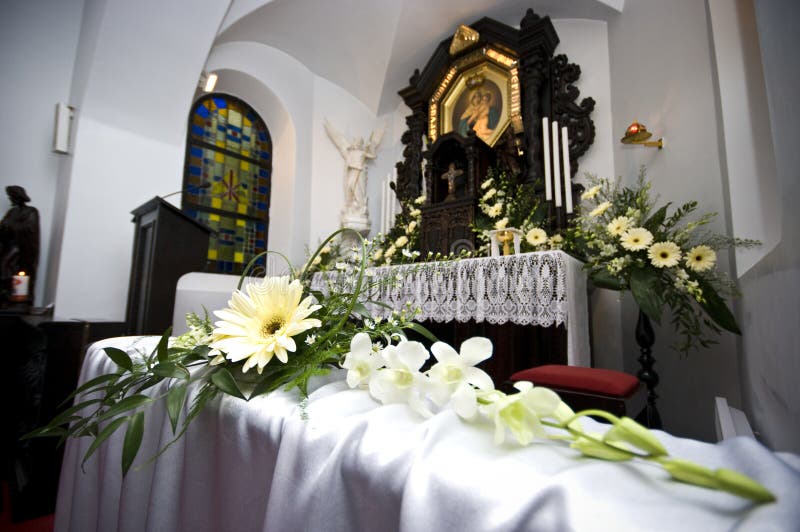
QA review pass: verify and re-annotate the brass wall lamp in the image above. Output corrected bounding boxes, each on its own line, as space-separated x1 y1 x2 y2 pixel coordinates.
621 121 663 149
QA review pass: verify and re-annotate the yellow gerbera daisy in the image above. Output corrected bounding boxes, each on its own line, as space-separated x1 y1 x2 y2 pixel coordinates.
685 245 716 272
619 227 654 251
606 216 632 236
581 184 602 200
648 241 682 268
589 201 612 217
526 227 548 246
210 276 322 373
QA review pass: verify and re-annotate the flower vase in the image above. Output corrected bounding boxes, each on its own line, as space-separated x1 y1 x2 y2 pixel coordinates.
635 308 662 429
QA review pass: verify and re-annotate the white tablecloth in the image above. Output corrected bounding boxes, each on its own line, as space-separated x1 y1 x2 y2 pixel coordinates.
56 337 800 532
312 251 590 367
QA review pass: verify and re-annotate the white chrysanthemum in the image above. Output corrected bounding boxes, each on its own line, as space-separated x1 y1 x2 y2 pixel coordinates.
385 245 396 258
406 221 417 234
606 216 632 236
372 248 383 261
685 245 716 272
410 208 421 218
581 184 602 200
525 228 548 246
549 234 564 248
589 201 612 217
209 276 322 374
482 188 497 202
414 195 426 205
619 227 654 251
481 178 494 190
495 217 509 229
648 241 682 268
395 235 409 248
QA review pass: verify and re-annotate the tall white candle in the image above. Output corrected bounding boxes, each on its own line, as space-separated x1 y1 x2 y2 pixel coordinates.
561 126 573 214
551 121 562 207
542 117 552 201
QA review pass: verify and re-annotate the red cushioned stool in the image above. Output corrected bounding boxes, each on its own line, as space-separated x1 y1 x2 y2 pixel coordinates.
510 365 646 418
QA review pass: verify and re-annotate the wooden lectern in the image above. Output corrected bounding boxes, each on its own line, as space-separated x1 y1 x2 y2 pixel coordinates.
126 197 211 335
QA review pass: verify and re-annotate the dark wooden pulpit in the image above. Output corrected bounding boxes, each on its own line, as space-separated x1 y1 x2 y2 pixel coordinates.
126 197 211 335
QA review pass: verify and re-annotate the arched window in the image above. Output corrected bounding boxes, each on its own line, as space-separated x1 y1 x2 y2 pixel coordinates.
183 94 271 274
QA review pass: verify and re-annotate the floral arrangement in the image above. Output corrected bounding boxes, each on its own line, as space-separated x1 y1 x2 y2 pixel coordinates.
369 195 425 266
566 167 759 354
471 167 559 253
26 229 773 503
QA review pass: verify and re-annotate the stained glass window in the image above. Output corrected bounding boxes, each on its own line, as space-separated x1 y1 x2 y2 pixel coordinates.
183 94 271 274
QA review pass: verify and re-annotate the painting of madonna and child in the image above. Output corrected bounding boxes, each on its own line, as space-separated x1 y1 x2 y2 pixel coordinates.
449 78 506 146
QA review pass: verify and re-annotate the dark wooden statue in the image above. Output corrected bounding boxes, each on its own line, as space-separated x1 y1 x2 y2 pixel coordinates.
0 186 40 306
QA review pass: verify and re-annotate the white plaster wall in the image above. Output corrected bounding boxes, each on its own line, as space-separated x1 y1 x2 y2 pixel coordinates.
736 0 800 452
608 0 742 442
54 0 231 319
708 0 779 276
0 0 85 307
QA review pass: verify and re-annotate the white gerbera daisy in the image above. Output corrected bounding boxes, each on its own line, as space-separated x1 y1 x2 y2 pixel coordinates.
619 227 654 251
525 228 548 246
648 241 682 268
589 201 612 217
606 216 632 236
209 276 322 374
685 245 716 272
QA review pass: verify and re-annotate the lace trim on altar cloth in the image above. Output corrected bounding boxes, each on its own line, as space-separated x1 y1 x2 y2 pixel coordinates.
311 251 590 366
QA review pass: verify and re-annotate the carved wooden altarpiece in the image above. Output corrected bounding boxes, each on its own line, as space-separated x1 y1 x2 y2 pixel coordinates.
395 9 596 254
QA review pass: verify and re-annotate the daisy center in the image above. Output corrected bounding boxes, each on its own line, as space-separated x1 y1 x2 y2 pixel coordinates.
660 251 669 258
261 318 285 337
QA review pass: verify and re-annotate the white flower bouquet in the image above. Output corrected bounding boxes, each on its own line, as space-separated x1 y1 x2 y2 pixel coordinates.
566 167 759 354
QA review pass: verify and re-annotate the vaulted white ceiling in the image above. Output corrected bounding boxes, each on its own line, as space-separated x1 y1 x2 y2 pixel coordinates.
215 0 624 115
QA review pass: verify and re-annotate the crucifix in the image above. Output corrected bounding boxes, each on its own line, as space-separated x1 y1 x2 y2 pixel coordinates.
440 162 464 201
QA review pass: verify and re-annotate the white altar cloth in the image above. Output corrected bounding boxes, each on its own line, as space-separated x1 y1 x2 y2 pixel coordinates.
312 251 590 367
56 337 800 532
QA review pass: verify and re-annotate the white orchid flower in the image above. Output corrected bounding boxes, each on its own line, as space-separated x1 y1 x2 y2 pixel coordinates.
427 337 494 419
482 381 563 445
341 333 382 388
368 341 432 417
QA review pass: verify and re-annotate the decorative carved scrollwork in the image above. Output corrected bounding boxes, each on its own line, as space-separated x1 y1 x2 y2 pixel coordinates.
550 54 596 177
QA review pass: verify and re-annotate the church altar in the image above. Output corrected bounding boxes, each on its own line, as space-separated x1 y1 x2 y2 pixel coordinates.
55 336 800 531
311 250 590 367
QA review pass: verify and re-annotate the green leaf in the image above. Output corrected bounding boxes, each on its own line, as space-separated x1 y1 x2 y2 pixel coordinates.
630 267 664 324
43 398 104 430
166 383 188 433
643 203 670 232
696 278 741 334
134 375 165 394
589 268 625 290
121 411 144 476
404 322 438 343
21 425 70 440
58 372 123 407
96 394 152 423
350 302 371 318
104 347 133 371
81 416 129 469
210 368 246 400
152 362 190 380
156 328 172 363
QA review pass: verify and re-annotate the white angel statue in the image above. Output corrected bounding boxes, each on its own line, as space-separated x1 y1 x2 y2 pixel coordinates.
324 118 385 232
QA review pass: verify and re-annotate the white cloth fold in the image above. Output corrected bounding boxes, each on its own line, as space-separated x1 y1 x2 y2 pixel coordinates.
56 337 800 532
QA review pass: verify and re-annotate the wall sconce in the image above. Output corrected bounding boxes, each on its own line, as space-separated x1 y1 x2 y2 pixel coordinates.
198 71 218 92
621 121 663 149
